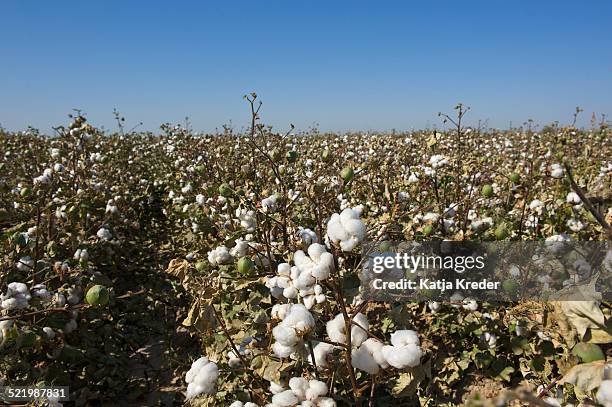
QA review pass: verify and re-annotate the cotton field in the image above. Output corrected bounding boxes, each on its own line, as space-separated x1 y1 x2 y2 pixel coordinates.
0 103 611 406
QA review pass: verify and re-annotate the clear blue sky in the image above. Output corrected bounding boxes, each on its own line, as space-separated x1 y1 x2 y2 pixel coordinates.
1 1 611 133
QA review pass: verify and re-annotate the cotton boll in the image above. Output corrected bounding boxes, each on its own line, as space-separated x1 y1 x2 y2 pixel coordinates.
428 301 441 313
289 377 309 400
207 246 232 266
566 192 581 204
297 227 318 245
281 285 297 299
352 345 380 374
381 343 422 369
550 163 564 178
351 313 369 346
303 295 316 309
307 243 327 262
326 313 369 347
283 304 316 332
270 381 286 394
481 332 497 349
462 299 478 311
230 239 250 258
273 325 299 347
43 327 56 339
271 304 292 320
305 380 328 400
390 330 419 347
16 256 34 272
272 342 296 358
96 227 112 241
272 390 299 406
316 398 337 407
185 357 218 399
309 342 335 367
1 282 32 310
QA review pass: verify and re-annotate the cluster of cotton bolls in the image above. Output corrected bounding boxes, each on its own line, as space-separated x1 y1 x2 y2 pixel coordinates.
267 377 336 407
271 304 316 358
208 245 232 266
326 207 366 252
352 330 423 374
261 194 278 213
266 243 333 308
0 282 32 310
185 356 219 399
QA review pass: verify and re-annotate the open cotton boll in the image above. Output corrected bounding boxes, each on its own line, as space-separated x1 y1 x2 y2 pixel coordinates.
272 342 297 358
96 227 112 241
326 313 369 347
282 304 316 332
270 381 286 395
308 341 335 367
289 377 309 400
566 192 581 204
262 194 278 213
272 325 299 346
316 398 337 407
1 282 32 310
271 390 299 406
381 343 422 369
352 345 381 374
185 357 219 399
297 227 318 245
550 163 564 178
230 239 250 258
207 246 232 266
16 256 35 272
326 208 366 252
390 330 420 347
305 380 328 400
